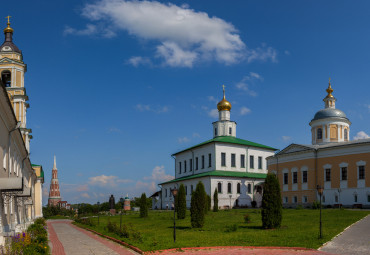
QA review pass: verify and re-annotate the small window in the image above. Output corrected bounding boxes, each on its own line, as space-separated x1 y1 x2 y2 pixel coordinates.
240 155 245 168
367 195 370 203
195 157 198 170
354 194 358 203
208 154 212 167
179 162 182 174
293 196 297 203
284 173 288 185
303 196 308 203
359 166 365 180
231 154 236 167
302 171 308 183
190 159 193 171
229 127 232 135
227 183 232 193
191 185 193 194
165 189 167 197
284 197 288 203
201 155 205 169
258 156 262 169
344 129 348 140
341 167 347 180
221 153 226 166
293 172 297 184
325 169 331 182
323 195 326 203
237 183 241 194
184 161 187 172
317 128 323 139
335 195 338 203
214 128 218 136
247 183 251 194
217 182 222 193
250 156 254 169
185 186 187 195
1 70 11 87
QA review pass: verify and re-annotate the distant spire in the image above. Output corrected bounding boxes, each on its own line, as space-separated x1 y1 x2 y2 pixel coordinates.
4 16 14 34
53 155 57 169
325 77 334 98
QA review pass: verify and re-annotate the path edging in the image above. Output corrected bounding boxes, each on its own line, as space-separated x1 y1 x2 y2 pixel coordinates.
72 222 144 254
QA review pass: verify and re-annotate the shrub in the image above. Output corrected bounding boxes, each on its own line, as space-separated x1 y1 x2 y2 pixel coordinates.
296 205 303 210
140 193 148 218
244 214 251 223
34 217 46 226
76 217 95 226
177 184 186 219
312 201 321 209
251 201 257 208
225 224 238 232
261 174 282 229
190 181 206 228
207 195 211 212
213 188 219 212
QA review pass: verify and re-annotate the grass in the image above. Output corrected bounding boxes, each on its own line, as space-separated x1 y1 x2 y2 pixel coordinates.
74 209 369 252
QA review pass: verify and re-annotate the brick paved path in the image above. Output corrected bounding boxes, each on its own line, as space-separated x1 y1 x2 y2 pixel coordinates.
47 220 139 255
319 214 370 255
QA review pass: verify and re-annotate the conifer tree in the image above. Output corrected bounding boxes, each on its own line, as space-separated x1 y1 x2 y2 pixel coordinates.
139 193 148 218
190 181 206 228
177 184 186 219
261 174 282 228
213 188 219 212
207 195 211 212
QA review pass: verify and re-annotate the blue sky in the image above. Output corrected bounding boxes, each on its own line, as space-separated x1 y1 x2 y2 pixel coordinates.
2 0 370 204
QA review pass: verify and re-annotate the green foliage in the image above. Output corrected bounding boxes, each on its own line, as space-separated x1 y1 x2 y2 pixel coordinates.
213 188 218 212
131 197 152 209
261 174 282 229
244 214 251 223
207 195 211 212
177 184 186 219
312 201 321 209
224 224 238 232
140 193 148 218
190 181 206 228
42 205 74 218
75 217 96 226
105 220 142 241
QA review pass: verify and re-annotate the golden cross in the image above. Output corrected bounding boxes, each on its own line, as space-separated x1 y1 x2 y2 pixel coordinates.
6 16 11 24
328 77 331 85
222 84 225 91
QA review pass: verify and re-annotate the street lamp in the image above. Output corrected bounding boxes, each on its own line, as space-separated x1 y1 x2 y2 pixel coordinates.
97 201 100 225
316 185 324 239
170 187 178 243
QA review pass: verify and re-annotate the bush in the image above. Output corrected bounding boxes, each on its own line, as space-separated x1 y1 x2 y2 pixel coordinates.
251 201 257 208
312 201 321 209
140 193 148 218
261 174 282 229
105 221 141 241
296 205 303 210
190 181 206 228
207 195 211 212
76 217 95 226
177 184 186 219
34 217 46 226
225 224 238 232
213 188 219 212
244 214 251 223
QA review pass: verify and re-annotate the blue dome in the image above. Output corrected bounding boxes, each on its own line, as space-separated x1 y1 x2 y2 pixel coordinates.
312 108 347 121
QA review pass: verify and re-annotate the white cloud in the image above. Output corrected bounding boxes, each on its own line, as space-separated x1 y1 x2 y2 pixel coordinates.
66 0 277 67
81 193 90 199
76 184 89 192
240 107 251 115
144 165 173 182
353 131 370 140
178 137 190 144
282 136 292 142
208 109 219 118
207 96 217 102
135 104 169 113
284 50 291 55
88 175 132 187
108 127 121 133
192 132 200 138
235 72 263 97
127 56 152 67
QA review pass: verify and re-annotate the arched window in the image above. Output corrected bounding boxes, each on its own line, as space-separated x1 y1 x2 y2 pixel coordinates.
237 183 241 194
344 129 348 140
1 70 11 87
247 183 251 194
214 128 218 136
217 182 222 193
317 128 323 139
227 183 232 193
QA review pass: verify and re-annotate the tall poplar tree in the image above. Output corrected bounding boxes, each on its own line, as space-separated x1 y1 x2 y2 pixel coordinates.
190 181 206 228
213 188 219 212
177 184 186 219
261 174 282 228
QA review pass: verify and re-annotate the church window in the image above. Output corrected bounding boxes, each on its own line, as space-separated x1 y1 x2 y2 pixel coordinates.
240 155 245 168
302 171 308 183
237 183 241 194
214 128 218 136
1 70 11 87
341 167 347 180
190 159 193 171
208 154 212 167
293 172 297 184
185 186 187 195
227 183 232 193
258 157 262 169
201 155 205 169
229 127 232 135
293 196 297 203
165 189 167 197
367 195 370 203
359 166 365 180
303 196 308 203
231 154 236 167
221 153 226 166
217 182 222 193
283 197 288 203
344 129 348 140
184 161 187 172
354 194 358 203
195 157 198 170
335 195 338 203
249 156 254 169
179 162 181 174
191 185 193 194
317 128 323 139
247 183 251 194
284 173 288 185
325 169 331 182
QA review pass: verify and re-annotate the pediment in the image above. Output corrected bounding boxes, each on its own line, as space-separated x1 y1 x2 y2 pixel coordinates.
277 144 314 155
0 57 24 66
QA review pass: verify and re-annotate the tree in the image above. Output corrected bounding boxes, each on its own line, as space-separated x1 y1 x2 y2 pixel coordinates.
213 188 219 212
207 195 211 212
140 193 148 218
261 174 282 229
190 181 206 228
177 184 186 219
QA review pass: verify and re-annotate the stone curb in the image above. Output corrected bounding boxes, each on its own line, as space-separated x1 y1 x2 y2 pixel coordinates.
72 222 144 254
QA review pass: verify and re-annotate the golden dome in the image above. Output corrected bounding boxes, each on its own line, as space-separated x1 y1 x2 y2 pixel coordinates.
325 78 334 98
4 16 13 33
217 85 232 111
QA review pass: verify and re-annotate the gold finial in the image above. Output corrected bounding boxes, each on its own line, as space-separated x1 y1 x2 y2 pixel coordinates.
4 15 14 33
326 77 334 98
217 84 232 111
222 84 226 99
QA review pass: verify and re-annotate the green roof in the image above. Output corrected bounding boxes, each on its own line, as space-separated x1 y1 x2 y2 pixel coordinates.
160 170 267 185
31 164 41 167
32 164 44 178
172 136 277 156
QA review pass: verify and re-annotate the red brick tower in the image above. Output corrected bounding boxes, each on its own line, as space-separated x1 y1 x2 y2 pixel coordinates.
48 156 61 206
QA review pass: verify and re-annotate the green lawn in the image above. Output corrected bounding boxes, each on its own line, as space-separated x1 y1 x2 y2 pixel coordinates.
74 209 369 252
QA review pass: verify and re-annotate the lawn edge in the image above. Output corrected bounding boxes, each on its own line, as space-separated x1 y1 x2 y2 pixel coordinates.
72 221 144 254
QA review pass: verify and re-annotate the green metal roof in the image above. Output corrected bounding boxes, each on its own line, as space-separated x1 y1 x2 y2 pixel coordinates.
172 136 277 155
31 164 41 167
160 170 267 185
32 164 44 179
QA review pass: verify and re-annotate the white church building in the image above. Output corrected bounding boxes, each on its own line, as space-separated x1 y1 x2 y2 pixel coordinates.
155 87 277 210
